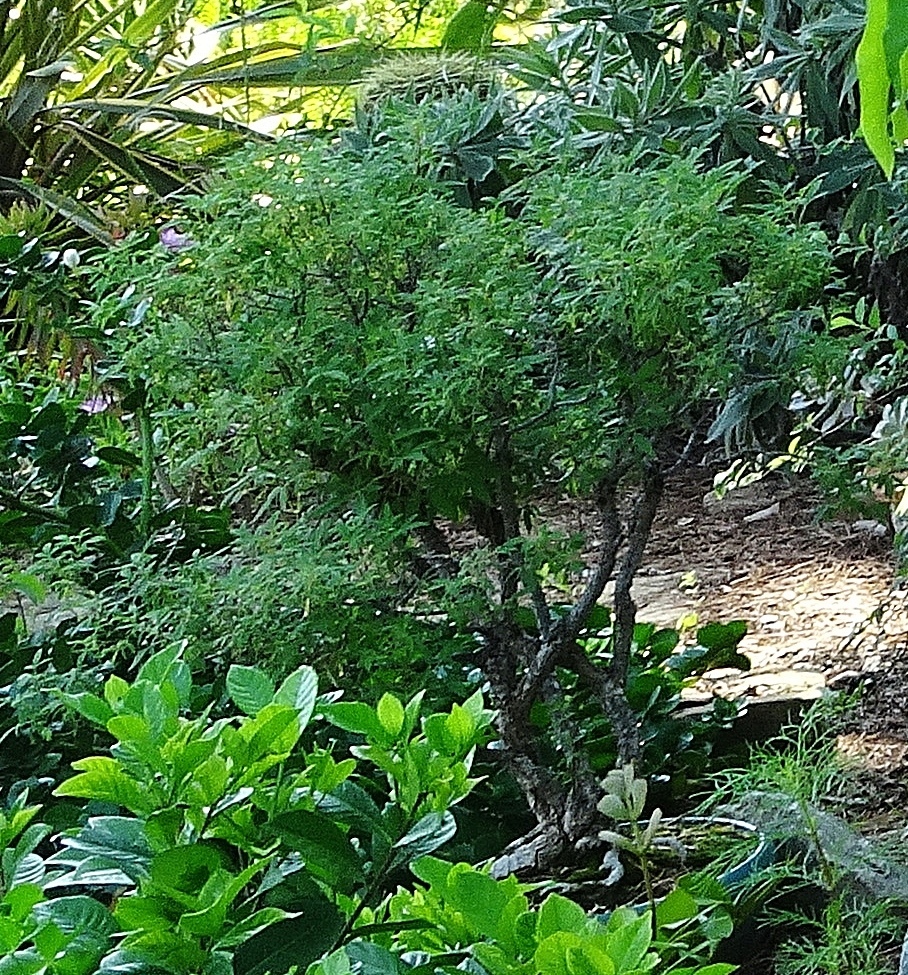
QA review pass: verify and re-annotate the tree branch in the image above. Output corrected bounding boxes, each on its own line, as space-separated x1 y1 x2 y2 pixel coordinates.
565 642 641 765
515 475 621 708
0 485 68 524
610 469 665 688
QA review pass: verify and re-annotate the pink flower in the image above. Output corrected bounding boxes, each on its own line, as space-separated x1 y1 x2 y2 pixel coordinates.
159 227 195 253
79 391 117 414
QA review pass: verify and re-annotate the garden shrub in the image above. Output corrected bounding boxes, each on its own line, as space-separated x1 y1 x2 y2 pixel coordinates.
0 647 494 974
90 98 840 863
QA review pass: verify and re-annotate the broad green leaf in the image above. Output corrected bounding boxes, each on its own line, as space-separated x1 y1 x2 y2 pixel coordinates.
402 690 424 739
445 868 509 940
150 844 224 895
654 888 698 928
323 702 386 741
58 692 114 728
538 895 588 940
10 854 44 889
33 895 116 973
600 909 651 972
104 675 130 710
317 781 386 834
4 885 43 922
391 812 456 867
473 943 523 975
214 907 291 949
443 0 496 50
107 929 207 972
567 946 607 975
270 809 363 893
227 665 274 715
699 908 734 943
186 753 230 807
409 855 452 890
536 932 613 975
445 703 475 750
137 647 182 687
695 621 747 652
857 0 896 177
497 892 532 956
179 859 268 938
275 666 318 728
46 816 151 887
239 704 301 767
54 758 154 815
5 572 45 604
233 909 344 975
344 942 403 975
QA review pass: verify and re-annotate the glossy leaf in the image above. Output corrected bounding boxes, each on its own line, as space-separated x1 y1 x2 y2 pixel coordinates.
233 908 344 975
270 809 363 893
274 665 318 728
391 812 456 867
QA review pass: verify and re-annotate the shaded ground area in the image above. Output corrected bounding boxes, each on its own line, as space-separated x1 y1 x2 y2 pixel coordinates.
570 468 908 803
545 469 908 801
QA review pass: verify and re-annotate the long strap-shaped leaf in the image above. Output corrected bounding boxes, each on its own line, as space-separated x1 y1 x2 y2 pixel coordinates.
57 120 199 197
169 44 418 89
0 176 114 243
56 98 277 139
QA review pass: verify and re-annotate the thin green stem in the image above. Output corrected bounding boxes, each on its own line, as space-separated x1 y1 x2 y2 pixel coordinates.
137 405 154 538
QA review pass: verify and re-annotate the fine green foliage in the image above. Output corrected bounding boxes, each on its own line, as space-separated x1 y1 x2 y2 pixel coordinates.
87 100 835 850
18 508 474 701
97 112 830 512
0 363 230 556
774 896 904 975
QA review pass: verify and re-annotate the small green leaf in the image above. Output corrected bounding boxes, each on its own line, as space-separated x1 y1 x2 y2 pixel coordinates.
58 692 114 728
6 572 46 604
376 693 405 737
54 757 153 814
442 0 496 50
445 868 509 940
234 908 344 975
654 887 697 928
270 810 363 893
537 894 588 939
409 855 452 890
536 932 607 975
104 675 130 710
323 702 386 741
696 621 747 652
391 812 456 867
